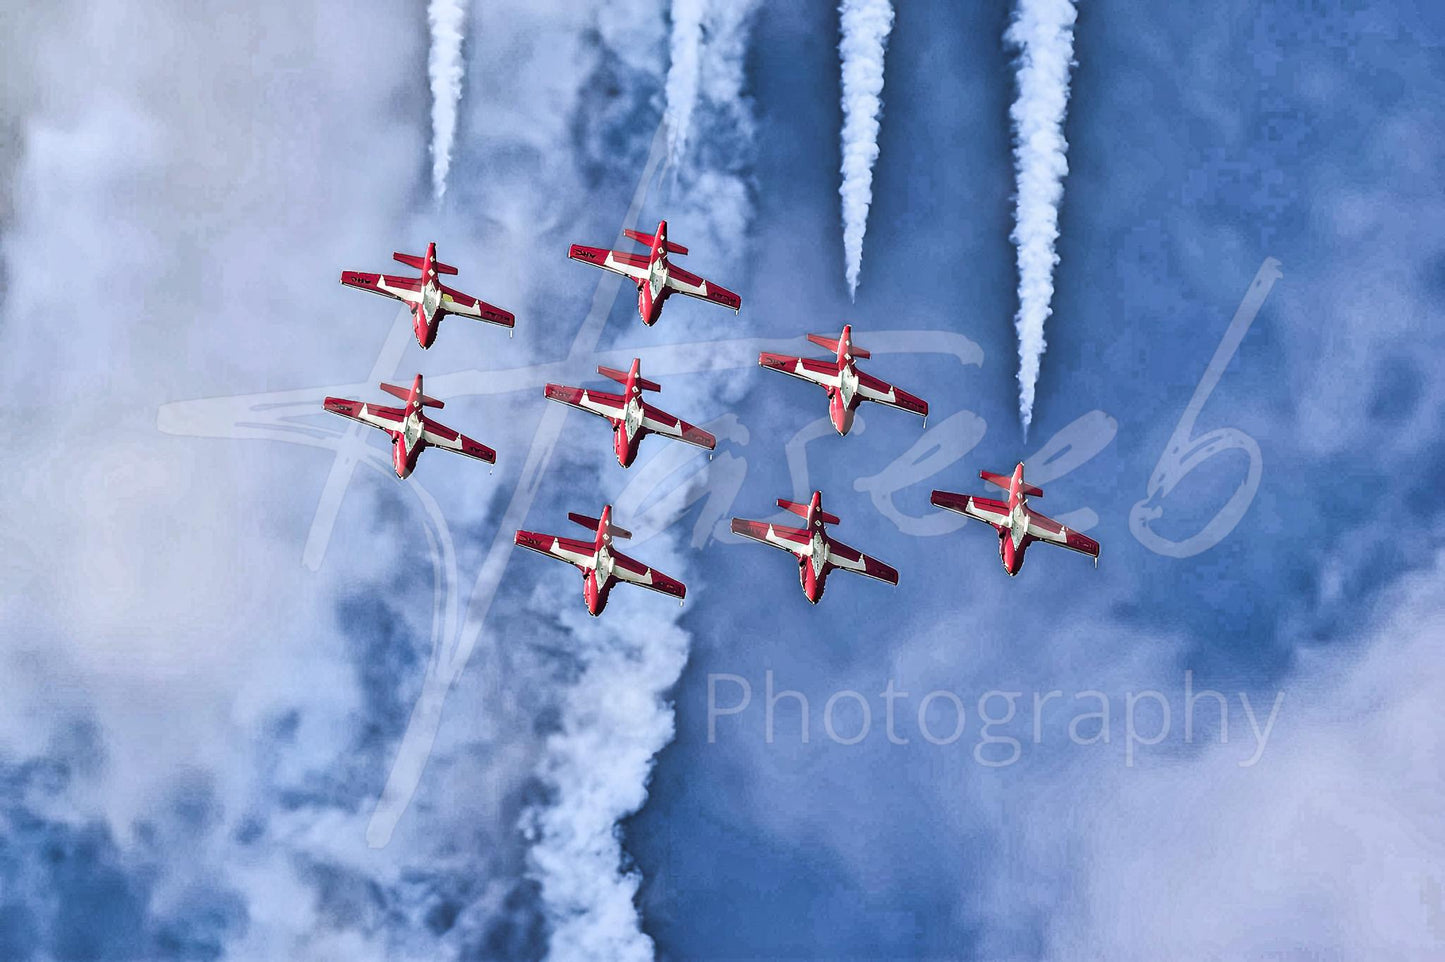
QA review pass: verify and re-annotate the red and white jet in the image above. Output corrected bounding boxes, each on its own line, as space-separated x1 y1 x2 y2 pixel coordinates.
731 490 899 604
544 358 716 468
930 462 1100 576
514 505 687 616
759 324 928 436
568 219 741 326
340 242 515 349
323 374 497 479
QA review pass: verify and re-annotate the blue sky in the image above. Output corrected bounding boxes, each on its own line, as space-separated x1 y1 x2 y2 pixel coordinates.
0 0 1442 959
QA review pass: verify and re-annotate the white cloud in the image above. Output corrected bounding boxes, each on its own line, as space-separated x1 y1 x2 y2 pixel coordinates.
1031 554 1445 959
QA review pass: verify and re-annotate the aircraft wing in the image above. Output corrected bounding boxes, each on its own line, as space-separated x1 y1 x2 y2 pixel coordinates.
640 402 716 449
610 550 688 600
439 283 515 328
824 537 900 585
514 530 599 569
664 264 741 312
930 491 1010 530
543 384 625 422
421 418 497 463
323 397 405 434
1025 510 1101 562
730 518 809 556
340 270 422 304
855 369 928 418
758 353 842 389
568 245 649 282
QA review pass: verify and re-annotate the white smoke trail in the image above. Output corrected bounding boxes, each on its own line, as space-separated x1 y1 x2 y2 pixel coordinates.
838 0 894 301
427 0 468 201
524 616 691 962
664 0 706 167
521 5 759 958
1006 0 1077 438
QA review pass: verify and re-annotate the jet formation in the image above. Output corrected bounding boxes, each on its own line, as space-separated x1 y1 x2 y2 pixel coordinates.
325 228 1099 615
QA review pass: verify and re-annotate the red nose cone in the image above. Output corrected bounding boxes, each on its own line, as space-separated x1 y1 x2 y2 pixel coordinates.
585 571 606 616
800 557 826 604
1000 536 1023 576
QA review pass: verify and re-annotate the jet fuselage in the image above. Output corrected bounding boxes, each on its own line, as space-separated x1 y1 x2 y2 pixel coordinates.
637 222 672 325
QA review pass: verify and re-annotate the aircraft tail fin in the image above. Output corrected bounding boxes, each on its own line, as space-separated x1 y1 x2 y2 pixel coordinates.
980 470 1043 498
379 382 444 408
393 252 459 275
807 333 870 358
568 512 632 540
597 365 662 393
777 499 840 526
622 229 688 255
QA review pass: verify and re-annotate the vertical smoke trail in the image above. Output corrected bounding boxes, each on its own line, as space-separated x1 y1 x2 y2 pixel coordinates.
1006 0 1077 437
664 0 706 167
838 0 894 301
524 619 691 962
522 5 760 959
428 0 468 201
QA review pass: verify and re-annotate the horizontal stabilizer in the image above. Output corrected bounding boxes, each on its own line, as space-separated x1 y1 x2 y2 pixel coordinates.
379 382 444 408
393 251 459 275
807 333 870 358
568 512 632 540
622 229 688 255
597 365 662 393
980 470 1042 498
777 499 840 526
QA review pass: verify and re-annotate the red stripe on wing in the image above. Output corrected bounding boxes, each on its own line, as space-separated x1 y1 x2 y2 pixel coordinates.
569 245 650 271
667 264 741 310
422 418 457 441
441 283 515 327
856 369 928 416
612 552 688 599
458 434 497 463
826 538 901 585
324 397 364 418
544 384 587 405
731 518 809 547
1066 530 1100 556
